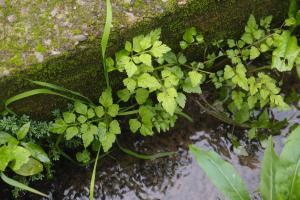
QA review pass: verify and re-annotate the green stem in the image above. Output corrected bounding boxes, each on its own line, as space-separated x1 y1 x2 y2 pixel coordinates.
248 66 271 73
118 109 139 116
89 147 101 200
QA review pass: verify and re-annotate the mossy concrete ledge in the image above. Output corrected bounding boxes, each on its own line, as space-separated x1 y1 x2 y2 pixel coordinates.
0 0 289 118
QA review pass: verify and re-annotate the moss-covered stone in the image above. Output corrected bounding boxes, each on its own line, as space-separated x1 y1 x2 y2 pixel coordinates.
0 0 289 119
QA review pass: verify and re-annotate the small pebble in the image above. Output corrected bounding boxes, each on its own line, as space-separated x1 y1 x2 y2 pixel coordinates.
73 34 87 42
7 15 16 23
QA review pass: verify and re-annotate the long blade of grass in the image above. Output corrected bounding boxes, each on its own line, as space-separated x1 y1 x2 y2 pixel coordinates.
28 80 92 103
101 0 112 88
1 172 48 198
5 89 83 111
117 141 175 160
89 147 100 200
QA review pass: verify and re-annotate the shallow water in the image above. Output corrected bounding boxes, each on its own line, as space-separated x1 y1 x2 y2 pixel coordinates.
2 98 299 200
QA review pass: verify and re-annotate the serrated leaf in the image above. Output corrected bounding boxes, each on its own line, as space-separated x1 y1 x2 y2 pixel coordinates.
123 78 136 92
99 88 113 107
109 120 121 135
150 41 171 58
176 93 186 108
76 150 90 164
157 91 177 115
135 88 149 105
50 119 67 134
129 119 141 133
137 73 161 89
74 101 88 115
224 65 235 80
250 46 260 60
63 112 76 123
117 89 131 102
190 145 251 200
139 54 152 66
16 122 30 140
94 106 105 118
183 27 197 43
107 104 119 117
188 71 203 87
65 126 79 140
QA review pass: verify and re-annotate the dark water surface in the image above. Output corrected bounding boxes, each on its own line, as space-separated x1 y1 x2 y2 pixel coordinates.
2 98 300 200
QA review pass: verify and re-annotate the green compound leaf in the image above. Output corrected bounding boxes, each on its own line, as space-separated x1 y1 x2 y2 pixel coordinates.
190 145 251 200
109 120 121 135
135 88 149 105
157 88 178 115
129 119 141 133
272 31 300 72
16 122 30 140
50 119 68 134
99 88 113 108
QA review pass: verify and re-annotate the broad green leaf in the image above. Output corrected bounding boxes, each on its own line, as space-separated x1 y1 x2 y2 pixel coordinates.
0 146 12 171
107 104 119 117
13 158 43 176
101 133 116 152
234 103 250 123
140 124 153 136
139 54 152 66
139 106 155 125
16 122 30 140
157 88 178 115
135 88 149 105
63 112 76 123
272 31 300 72
99 88 113 107
94 106 105 118
10 146 31 171
0 132 18 145
75 101 88 115
183 27 197 43
117 89 131 102
137 73 161 89
276 126 300 199
182 78 202 94
149 28 161 43
190 145 251 200
129 119 141 133
65 126 79 140
82 125 97 148
125 41 132 52
176 93 186 108
188 71 203 87
22 142 50 163
139 35 152 50
260 137 278 200
77 115 87 123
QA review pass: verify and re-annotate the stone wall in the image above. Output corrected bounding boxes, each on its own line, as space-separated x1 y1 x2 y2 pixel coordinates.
0 0 289 118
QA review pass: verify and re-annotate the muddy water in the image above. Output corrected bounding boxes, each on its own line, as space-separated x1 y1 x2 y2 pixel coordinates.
5 99 300 200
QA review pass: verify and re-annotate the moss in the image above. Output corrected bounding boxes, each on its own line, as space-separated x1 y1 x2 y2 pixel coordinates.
0 0 289 119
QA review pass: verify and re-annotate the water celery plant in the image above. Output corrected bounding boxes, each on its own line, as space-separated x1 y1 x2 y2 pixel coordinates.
1 0 300 199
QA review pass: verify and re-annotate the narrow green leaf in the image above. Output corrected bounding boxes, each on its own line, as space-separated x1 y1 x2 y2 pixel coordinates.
16 122 30 140
260 136 278 200
89 147 100 200
1 172 48 198
190 145 250 200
